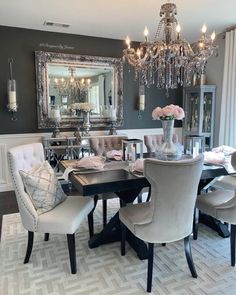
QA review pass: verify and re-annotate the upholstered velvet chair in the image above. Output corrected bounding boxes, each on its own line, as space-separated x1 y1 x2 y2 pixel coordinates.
89 136 127 227
144 134 178 153
8 143 94 274
119 155 203 293
195 151 236 266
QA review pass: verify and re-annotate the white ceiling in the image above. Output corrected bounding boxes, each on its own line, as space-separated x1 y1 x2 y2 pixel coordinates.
0 0 235 43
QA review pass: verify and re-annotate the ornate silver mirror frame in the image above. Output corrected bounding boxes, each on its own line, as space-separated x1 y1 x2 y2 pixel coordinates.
35 51 123 129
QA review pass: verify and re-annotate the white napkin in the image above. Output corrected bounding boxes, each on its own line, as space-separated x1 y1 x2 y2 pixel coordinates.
131 158 144 172
204 151 225 165
73 156 105 170
106 150 123 161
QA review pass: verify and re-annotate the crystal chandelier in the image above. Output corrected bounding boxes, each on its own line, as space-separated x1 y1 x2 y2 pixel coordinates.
123 1 217 90
53 67 91 98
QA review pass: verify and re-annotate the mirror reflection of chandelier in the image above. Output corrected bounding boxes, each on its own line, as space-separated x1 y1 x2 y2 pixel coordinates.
123 1 217 90
53 67 91 97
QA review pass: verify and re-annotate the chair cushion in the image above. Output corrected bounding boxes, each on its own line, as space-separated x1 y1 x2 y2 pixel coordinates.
196 190 234 218
20 161 67 215
37 195 94 234
119 202 153 235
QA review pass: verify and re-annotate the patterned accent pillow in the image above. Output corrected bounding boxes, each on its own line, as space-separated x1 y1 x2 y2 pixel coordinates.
20 161 67 215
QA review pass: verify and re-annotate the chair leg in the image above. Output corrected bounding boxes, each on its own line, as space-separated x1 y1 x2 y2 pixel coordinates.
230 224 236 266
24 231 34 264
67 234 77 274
184 235 197 278
121 222 126 256
193 208 199 240
103 199 107 228
44 233 49 241
147 243 154 293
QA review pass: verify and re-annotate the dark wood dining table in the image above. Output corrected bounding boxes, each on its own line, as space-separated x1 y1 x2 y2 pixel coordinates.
60 155 230 260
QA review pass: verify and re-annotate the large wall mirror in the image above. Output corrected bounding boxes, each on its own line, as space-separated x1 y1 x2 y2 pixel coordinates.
35 51 123 129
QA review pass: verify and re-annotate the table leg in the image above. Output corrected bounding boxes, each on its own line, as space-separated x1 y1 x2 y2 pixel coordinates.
88 187 149 260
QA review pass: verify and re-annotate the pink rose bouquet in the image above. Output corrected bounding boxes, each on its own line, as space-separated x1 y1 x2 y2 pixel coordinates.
152 104 185 120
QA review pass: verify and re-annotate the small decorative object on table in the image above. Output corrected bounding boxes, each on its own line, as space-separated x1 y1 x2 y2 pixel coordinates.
7 58 18 120
109 107 117 135
152 104 185 159
71 102 95 136
122 139 143 162
50 105 61 138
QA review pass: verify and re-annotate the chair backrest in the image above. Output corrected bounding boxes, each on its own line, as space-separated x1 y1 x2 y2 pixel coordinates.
144 134 178 153
89 136 128 156
8 143 45 232
143 155 203 243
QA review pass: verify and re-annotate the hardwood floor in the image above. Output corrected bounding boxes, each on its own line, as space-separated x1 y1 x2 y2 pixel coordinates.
0 191 19 240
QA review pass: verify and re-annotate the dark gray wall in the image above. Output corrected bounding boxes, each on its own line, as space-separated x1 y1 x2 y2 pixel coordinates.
0 25 182 134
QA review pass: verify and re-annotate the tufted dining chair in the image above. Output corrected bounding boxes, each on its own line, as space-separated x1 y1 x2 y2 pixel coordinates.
119 155 203 293
8 142 94 274
194 151 236 266
89 136 127 228
144 134 178 153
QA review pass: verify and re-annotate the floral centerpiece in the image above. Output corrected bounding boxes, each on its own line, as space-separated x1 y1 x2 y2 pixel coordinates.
152 104 185 158
71 102 95 112
152 104 185 121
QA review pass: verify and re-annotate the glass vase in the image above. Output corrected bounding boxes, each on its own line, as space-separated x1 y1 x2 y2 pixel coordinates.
82 111 91 135
158 119 181 159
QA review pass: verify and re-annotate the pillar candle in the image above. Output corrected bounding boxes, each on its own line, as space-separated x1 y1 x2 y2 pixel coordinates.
8 91 17 109
139 94 145 111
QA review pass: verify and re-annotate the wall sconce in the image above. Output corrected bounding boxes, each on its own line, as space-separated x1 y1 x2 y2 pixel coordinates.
138 84 145 119
7 58 18 120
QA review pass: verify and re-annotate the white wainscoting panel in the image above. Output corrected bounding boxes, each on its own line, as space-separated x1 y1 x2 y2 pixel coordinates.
0 128 182 192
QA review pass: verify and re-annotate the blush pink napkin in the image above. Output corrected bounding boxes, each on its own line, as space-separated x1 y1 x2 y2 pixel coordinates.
73 156 105 170
131 159 144 172
204 151 225 164
106 150 123 161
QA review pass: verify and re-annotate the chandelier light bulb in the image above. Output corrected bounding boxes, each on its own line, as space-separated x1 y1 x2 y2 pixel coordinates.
176 24 181 33
61 77 64 82
201 24 207 34
126 36 131 49
211 31 216 41
144 26 149 42
54 78 58 83
87 79 91 85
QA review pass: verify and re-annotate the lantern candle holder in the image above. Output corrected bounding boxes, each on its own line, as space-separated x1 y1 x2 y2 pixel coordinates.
122 139 143 162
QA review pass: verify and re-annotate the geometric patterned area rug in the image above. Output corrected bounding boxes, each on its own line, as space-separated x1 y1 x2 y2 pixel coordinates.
1 199 236 295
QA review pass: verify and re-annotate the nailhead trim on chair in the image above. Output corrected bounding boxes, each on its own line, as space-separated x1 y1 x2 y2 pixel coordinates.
8 152 38 231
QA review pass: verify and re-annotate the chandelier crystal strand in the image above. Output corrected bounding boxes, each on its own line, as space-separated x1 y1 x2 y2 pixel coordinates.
123 1 217 90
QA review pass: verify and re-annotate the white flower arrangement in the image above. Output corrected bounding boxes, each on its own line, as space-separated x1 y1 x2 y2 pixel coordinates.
71 102 95 112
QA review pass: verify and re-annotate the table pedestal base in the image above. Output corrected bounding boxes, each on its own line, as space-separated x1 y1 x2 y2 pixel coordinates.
88 188 149 260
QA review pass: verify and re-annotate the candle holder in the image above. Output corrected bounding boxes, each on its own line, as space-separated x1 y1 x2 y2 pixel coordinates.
50 105 61 138
138 84 145 120
122 139 143 162
109 120 117 135
7 58 18 120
